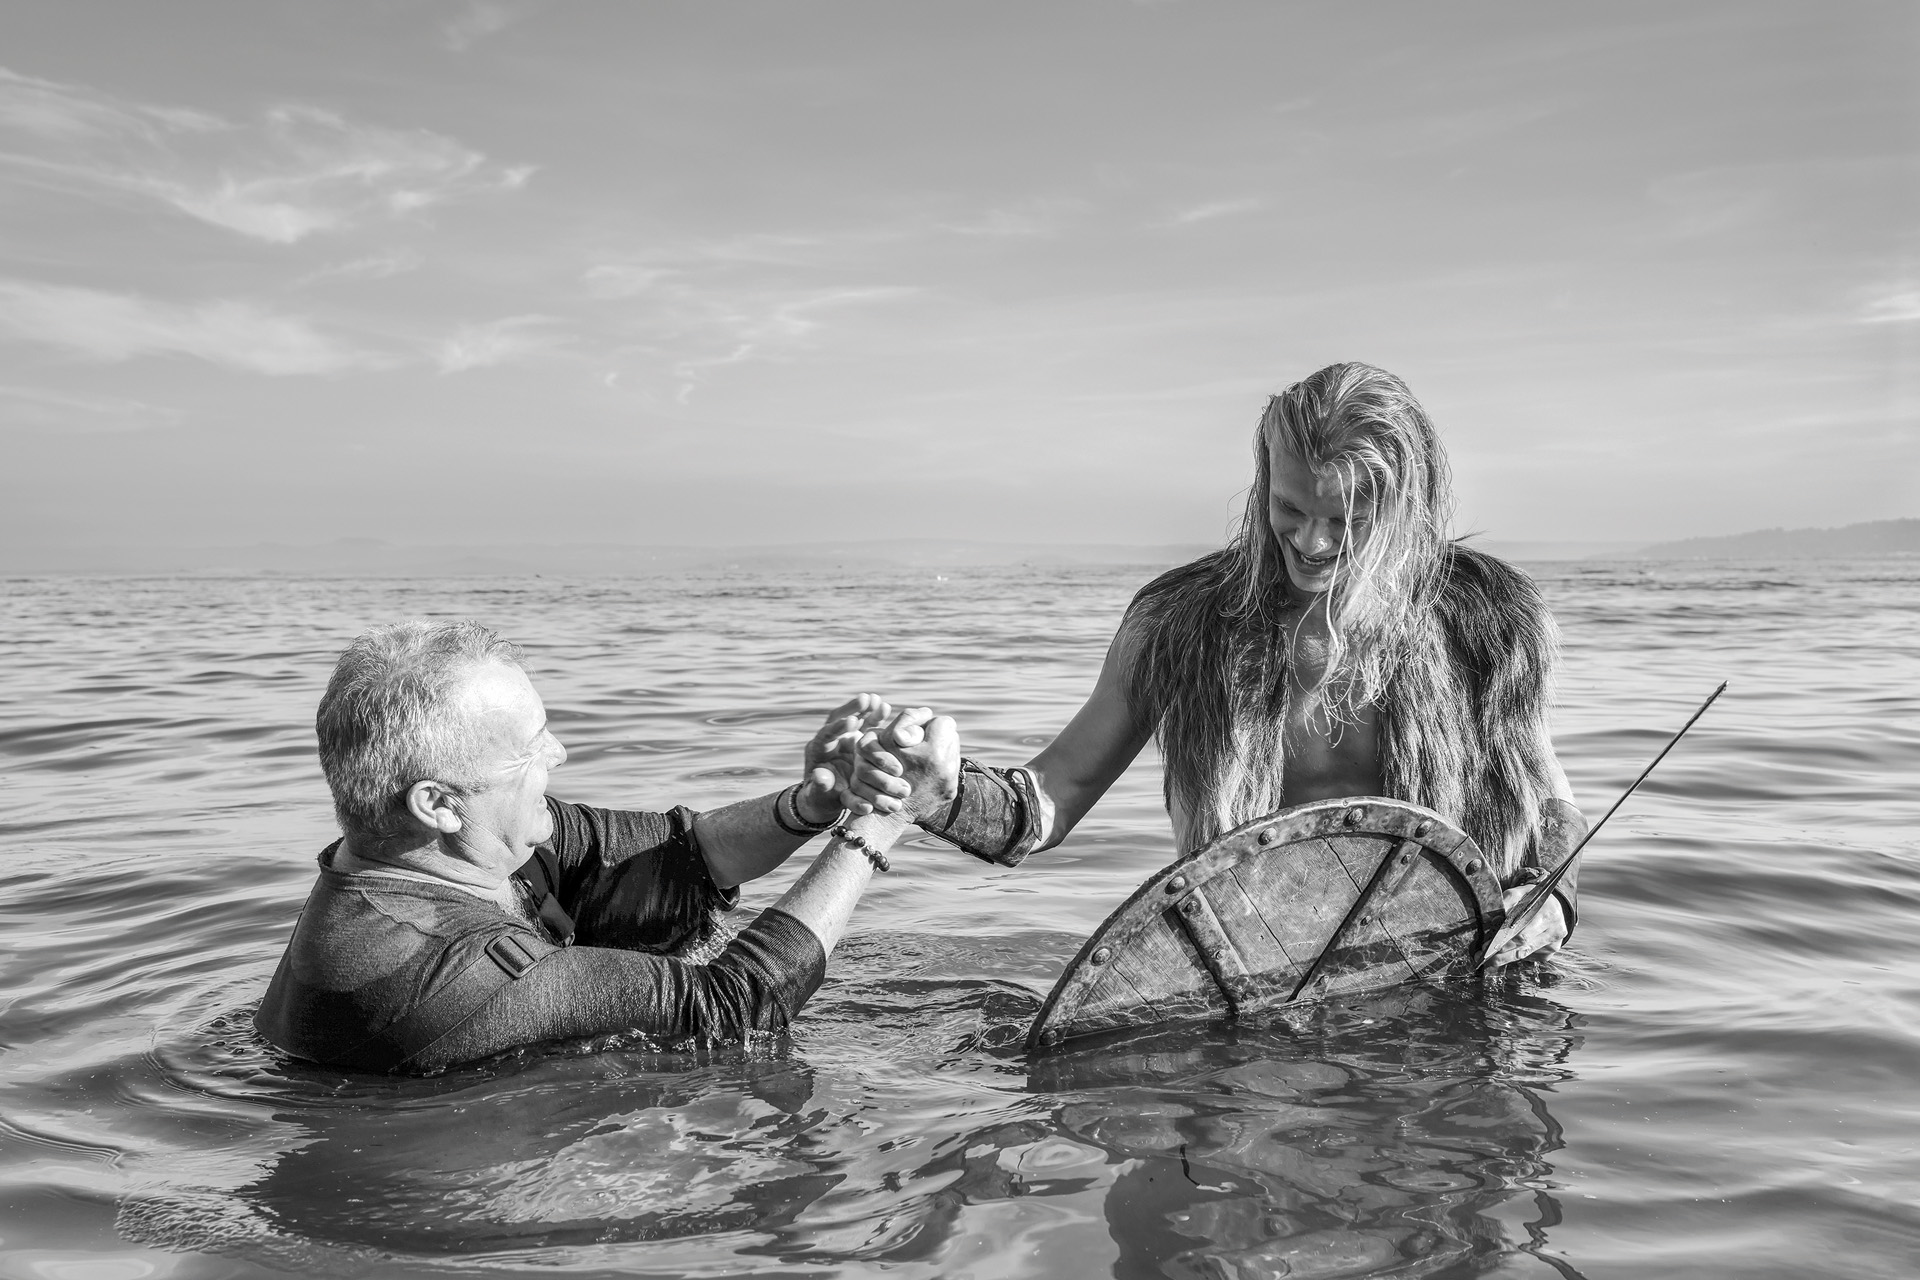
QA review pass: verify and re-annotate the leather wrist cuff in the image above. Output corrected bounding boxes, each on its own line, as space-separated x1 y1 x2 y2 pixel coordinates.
914 757 1043 867
1523 796 1586 935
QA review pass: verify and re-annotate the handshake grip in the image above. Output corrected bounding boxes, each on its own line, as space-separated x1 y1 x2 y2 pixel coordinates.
913 758 1044 867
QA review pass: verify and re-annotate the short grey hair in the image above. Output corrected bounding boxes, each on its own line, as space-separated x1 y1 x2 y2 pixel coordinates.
316 620 524 839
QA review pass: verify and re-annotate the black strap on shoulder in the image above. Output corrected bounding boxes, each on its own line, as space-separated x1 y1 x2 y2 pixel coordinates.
363 850 577 1071
514 845 576 945
365 929 551 1069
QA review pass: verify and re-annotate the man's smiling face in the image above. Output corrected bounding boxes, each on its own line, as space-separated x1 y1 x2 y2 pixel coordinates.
448 661 567 870
1266 439 1371 599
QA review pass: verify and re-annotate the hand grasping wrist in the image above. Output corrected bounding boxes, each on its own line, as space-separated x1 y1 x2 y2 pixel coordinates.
795 782 843 827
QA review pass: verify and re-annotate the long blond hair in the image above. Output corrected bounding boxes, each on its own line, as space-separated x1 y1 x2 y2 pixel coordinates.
1243 363 1454 720
1124 364 1549 859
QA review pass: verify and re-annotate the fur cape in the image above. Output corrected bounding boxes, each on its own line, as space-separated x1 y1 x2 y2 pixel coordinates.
1122 541 1559 879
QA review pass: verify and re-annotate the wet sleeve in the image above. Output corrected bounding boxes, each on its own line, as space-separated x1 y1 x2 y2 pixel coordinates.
412 907 826 1073
542 797 739 954
1537 797 1583 934
1514 797 1584 937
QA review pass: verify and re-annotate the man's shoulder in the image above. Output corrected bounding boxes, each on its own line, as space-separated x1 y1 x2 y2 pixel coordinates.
1436 542 1552 627
292 871 504 977
256 867 536 1070
1134 548 1238 603
1438 540 1541 597
1431 541 1558 678
543 796 692 855
1122 549 1239 646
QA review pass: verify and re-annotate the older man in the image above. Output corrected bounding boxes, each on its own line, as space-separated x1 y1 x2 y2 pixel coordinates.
257 620 954 1074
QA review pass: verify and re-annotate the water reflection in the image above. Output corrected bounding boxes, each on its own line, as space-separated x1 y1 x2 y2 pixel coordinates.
235 1049 831 1253
975 983 1585 1279
138 975 1586 1277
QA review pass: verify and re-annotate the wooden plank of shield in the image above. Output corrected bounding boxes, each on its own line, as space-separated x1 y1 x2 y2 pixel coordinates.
1025 797 1506 1055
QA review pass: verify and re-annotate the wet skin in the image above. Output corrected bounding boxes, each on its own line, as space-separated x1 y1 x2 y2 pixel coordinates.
1000 440 1572 962
1262 440 1384 806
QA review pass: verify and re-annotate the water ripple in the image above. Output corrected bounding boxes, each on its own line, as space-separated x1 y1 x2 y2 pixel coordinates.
0 559 1916 1277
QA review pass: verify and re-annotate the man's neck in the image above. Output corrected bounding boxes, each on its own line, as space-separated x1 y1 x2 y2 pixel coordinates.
334 834 518 900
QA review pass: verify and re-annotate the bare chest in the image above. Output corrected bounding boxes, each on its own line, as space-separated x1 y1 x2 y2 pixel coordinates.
1279 618 1383 805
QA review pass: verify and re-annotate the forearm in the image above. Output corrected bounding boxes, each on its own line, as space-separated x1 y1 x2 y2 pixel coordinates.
1490 794 1587 966
1023 750 1121 849
768 812 906 956
415 909 829 1070
1535 755 1583 929
1532 796 1584 932
692 787 836 890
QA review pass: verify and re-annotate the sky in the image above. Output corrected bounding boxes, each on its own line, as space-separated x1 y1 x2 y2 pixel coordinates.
0 0 1914 553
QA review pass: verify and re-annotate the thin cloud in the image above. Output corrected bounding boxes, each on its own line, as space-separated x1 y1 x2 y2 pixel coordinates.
1645 167 1776 241
0 67 527 244
1860 287 1920 324
442 1 547 51
0 383 180 432
587 265 918 402
0 279 386 374
936 199 1082 239
659 287 917 402
1167 197 1267 226
296 249 425 286
436 315 568 372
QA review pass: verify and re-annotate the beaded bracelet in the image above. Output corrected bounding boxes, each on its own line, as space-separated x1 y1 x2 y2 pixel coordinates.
772 783 844 837
828 823 890 873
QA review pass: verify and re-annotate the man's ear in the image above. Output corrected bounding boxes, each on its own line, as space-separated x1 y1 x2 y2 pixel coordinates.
404 780 465 835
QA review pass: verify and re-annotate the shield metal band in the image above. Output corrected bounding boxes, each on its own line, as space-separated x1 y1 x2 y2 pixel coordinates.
1026 797 1507 1055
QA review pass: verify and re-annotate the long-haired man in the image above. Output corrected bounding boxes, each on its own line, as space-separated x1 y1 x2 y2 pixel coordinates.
872 362 1585 964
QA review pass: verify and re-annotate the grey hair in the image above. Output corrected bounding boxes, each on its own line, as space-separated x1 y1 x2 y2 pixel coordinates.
316 620 524 839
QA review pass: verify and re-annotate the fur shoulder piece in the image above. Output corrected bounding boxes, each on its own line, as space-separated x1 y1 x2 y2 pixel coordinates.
1433 542 1557 701
1121 548 1277 830
1121 548 1244 726
1129 547 1240 615
1392 541 1560 877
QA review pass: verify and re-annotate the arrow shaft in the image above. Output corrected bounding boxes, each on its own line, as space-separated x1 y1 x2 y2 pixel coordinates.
1476 680 1728 967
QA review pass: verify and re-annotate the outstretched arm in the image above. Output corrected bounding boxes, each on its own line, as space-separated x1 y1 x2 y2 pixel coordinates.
849 619 1155 864
1021 622 1156 850
693 694 900 891
420 711 959 1072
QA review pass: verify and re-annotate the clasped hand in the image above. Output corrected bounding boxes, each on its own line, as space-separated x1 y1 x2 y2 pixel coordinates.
795 694 960 824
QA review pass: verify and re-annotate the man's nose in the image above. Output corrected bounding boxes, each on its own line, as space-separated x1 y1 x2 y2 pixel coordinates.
547 734 568 766
1293 520 1338 556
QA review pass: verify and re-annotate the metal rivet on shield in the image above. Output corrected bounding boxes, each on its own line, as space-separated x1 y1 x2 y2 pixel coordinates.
1167 875 1188 893
1040 1028 1062 1047
1415 820 1432 837
1358 914 1372 926
1258 828 1278 846
1465 858 1482 876
1091 946 1112 965
1180 897 1201 914
1346 807 1364 826
1400 850 1416 865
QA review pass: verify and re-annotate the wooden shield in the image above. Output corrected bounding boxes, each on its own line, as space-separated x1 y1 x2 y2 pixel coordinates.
1026 797 1506 1055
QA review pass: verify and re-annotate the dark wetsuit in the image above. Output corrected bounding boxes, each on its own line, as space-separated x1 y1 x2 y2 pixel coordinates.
255 797 825 1074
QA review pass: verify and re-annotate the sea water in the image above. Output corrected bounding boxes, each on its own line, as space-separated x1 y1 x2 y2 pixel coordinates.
1 559 1915 1278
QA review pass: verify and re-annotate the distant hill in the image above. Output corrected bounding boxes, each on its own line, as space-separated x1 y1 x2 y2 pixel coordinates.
1475 539 1650 561
1631 518 1920 560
